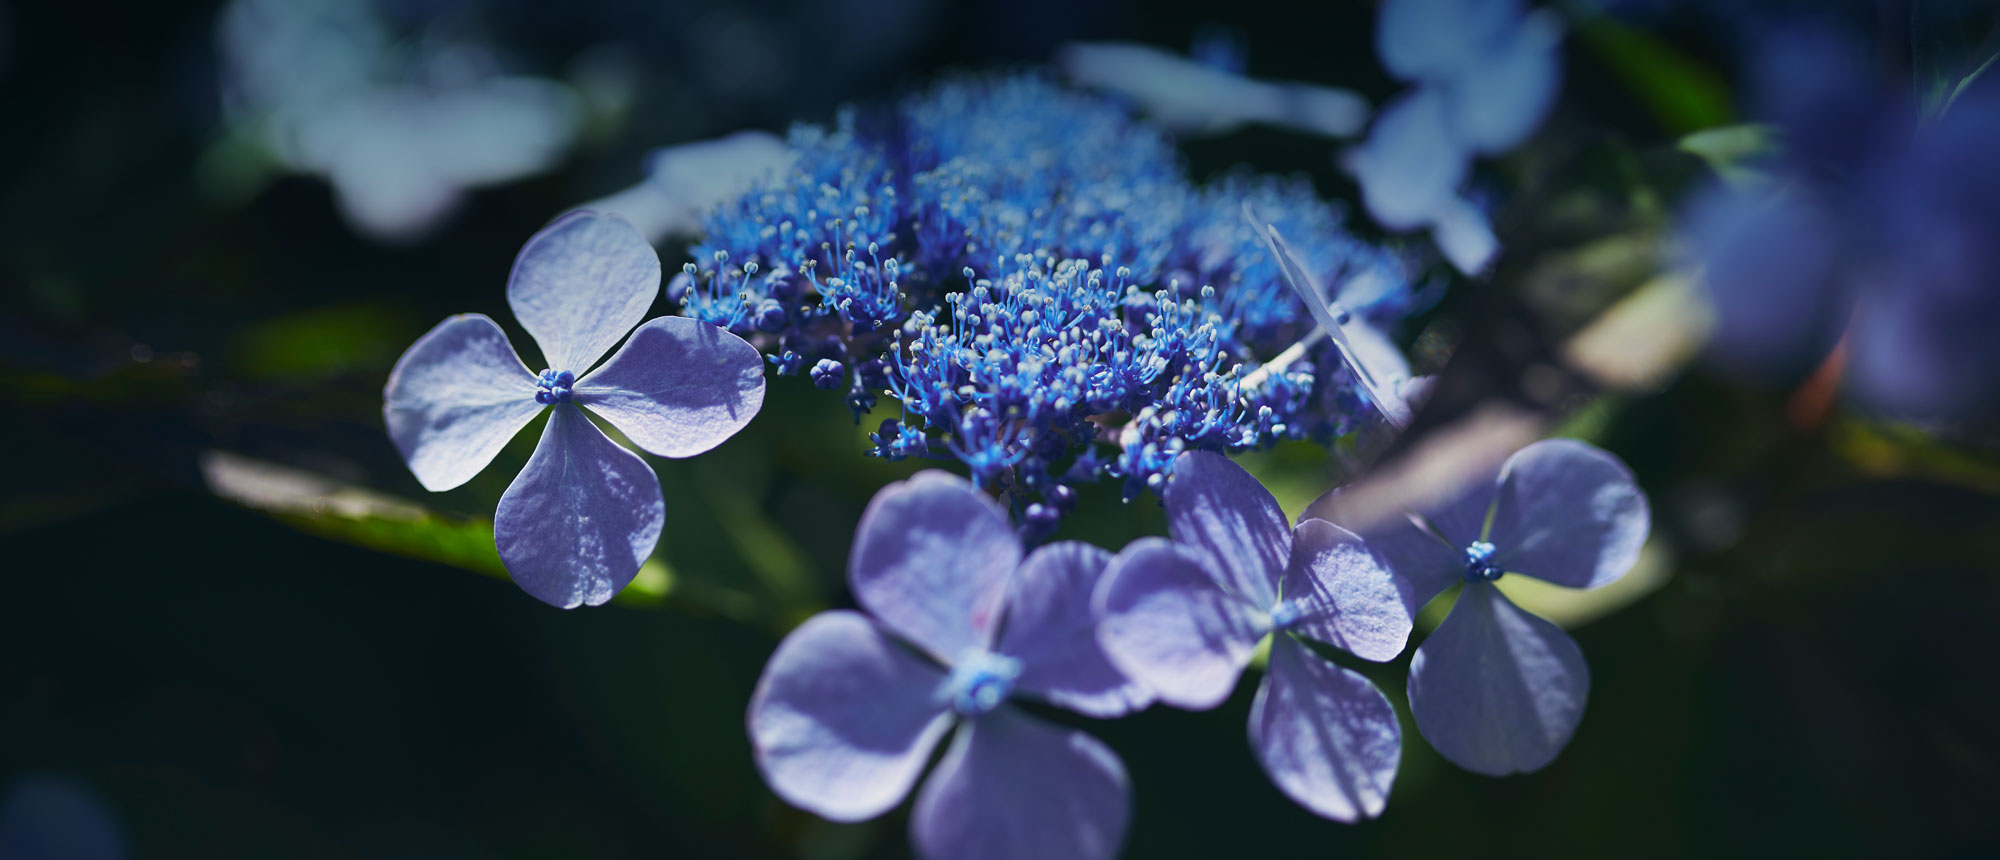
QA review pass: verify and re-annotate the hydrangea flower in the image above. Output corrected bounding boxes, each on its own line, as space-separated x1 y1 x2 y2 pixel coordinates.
1686 25 2000 420
383 211 766 607
749 471 1148 860
216 0 583 240
1346 438 1648 775
1345 0 1566 273
1095 451 1412 821
662 74 1424 510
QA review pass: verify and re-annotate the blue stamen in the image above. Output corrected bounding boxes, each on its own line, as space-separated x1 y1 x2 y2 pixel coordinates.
535 368 576 405
941 649 1023 717
1463 540 1501 582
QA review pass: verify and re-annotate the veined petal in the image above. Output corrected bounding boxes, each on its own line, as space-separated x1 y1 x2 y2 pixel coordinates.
911 708 1128 860
1278 520 1413 662
1249 636 1402 822
1095 538 1265 710
1345 89 1469 231
575 316 766 458
382 313 543 492
1377 0 1524 82
1442 9 1563 154
506 210 661 374
1164 450 1288 609
493 406 664 608
1358 511 1465 610
1488 439 1649 590
849 471 1022 662
996 542 1153 718
748 611 953 822
1408 582 1589 776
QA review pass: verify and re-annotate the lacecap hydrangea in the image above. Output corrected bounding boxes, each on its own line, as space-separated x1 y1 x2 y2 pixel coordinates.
668 74 1427 515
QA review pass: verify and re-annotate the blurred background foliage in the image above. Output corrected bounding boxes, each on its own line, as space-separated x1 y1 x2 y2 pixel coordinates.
3 0 1998 857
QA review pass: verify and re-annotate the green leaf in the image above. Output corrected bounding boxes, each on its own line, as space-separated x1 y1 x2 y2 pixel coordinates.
1577 16 1733 134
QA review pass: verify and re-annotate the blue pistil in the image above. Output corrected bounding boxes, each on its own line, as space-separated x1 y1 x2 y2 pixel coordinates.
1463 540 1501 583
942 650 1023 717
535 369 576 405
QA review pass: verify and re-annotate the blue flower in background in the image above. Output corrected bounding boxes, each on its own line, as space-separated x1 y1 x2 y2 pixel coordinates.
1687 25 2000 420
749 471 1148 860
383 211 766 607
1095 451 1411 820
1346 0 1565 273
668 74 1425 510
1345 439 1648 775
216 0 583 240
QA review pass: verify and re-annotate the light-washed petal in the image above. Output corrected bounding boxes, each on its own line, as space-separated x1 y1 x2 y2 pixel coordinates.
1377 0 1524 82
996 542 1153 718
1685 184 1847 386
1164 450 1288 608
1249 636 1402 822
850 471 1021 662
493 406 664 608
1345 89 1469 231
1095 538 1265 710
1442 9 1564 154
911 708 1128 860
1428 194 1500 275
1488 439 1649 590
1279 520 1414 662
1408 582 1589 776
748 611 953 822
382 313 543 492
574 316 766 458
506 210 661 374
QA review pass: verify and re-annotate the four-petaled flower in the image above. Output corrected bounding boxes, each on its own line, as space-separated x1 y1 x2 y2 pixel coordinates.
383 211 767 608
1095 451 1413 821
748 471 1149 860
1346 438 1648 775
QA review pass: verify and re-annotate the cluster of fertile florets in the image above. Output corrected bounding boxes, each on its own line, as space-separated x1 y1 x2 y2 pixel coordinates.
672 74 1425 513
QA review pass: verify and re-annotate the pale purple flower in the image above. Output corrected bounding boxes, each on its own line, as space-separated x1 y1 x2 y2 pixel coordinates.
1346 0 1565 273
1351 438 1648 775
1095 451 1412 822
748 471 1147 860
383 211 766 608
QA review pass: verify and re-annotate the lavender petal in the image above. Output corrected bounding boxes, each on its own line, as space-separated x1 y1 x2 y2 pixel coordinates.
1249 636 1402 822
506 210 661 374
575 316 766 458
748 611 953 822
1278 519 1414 662
849 471 1021 662
911 708 1128 860
996 542 1154 718
382 313 544 492
1164 450 1289 609
493 406 664 608
1095 537 1265 710
1488 439 1649 590
1408 582 1589 775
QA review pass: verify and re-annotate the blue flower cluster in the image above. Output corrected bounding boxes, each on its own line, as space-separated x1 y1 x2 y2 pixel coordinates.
671 74 1422 511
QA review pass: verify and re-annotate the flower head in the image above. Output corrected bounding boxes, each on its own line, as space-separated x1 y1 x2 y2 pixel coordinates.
1095 451 1412 821
748 471 1149 860
1343 438 1648 775
382 211 766 607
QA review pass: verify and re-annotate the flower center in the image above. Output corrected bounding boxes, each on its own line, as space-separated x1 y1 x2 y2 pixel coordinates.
1267 598 1306 631
943 649 1022 717
535 369 576 405
1462 540 1501 582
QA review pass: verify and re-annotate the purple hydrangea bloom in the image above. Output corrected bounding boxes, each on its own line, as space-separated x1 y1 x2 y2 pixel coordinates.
748 471 1148 860
1348 438 1648 775
1687 25 2000 420
1095 451 1412 821
383 211 766 608
1346 0 1565 273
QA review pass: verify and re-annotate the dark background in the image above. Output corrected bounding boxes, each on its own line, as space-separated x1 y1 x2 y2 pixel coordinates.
4 1 1998 857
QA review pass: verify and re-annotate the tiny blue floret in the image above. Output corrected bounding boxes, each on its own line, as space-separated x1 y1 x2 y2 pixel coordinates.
943 649 1025 717
1462 540 1500 582
534 369 576 405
